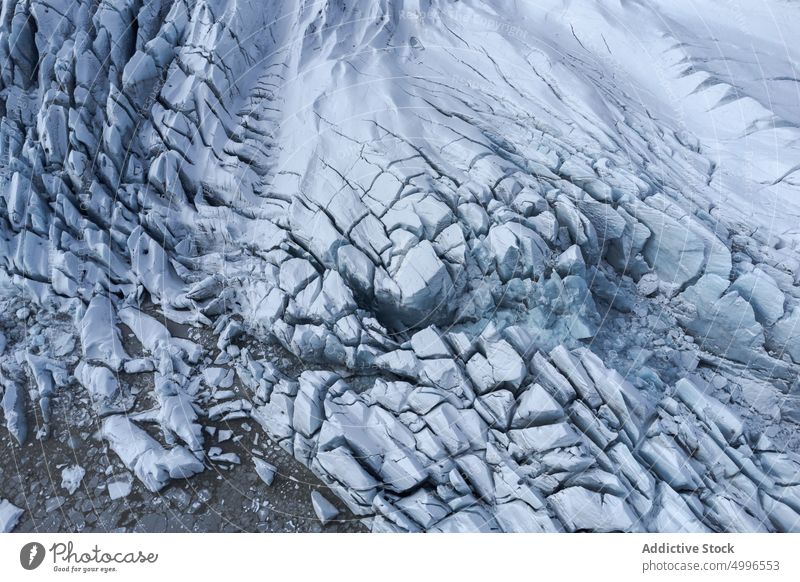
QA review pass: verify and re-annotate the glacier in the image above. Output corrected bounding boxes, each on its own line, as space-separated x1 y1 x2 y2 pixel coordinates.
1 0 800 532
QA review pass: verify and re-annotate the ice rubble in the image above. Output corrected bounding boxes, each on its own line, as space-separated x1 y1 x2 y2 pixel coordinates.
253 457 277 486
311 491 340 525
0 498 23 533
60 464 85 496
106 473 134 501
1 0 800 532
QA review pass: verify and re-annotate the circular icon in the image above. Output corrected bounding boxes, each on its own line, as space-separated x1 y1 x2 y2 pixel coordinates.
20 542 46 570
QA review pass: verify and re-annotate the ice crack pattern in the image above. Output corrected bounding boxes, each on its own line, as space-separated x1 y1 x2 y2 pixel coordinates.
1 0 800 533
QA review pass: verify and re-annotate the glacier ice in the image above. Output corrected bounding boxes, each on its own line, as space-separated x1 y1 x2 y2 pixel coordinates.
0 499 23 533
1 0 800 533
311 491 340 525
60 464 85 496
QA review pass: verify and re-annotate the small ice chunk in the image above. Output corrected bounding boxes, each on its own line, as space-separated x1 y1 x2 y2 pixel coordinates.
253 457 277 486
124 358 154 374
101 415 203 492
555 245 585 278
729 268 785 326
0 499 23 532
311 491 339 525
1 380 28 444
53 332 76 357
80 295 129 370
410 326 450 359
61 464 86 495
45 496 66 513
203 367 234 388
637 272 659 297
76 362 119 402
217 321 244 351
107 473 134 500
208 448 240 464
512 383 564 428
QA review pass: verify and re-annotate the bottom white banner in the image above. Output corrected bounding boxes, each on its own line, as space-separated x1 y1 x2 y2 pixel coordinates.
1 533 798 581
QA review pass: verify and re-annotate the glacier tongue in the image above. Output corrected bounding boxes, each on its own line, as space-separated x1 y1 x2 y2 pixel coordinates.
1 0 800 532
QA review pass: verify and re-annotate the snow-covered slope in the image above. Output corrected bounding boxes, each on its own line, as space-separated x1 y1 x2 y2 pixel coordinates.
1 0 800 532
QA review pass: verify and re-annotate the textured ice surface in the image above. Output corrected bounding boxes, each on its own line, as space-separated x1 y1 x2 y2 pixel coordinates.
1 0 800 532
311 491 340 525
253 457 277 487
0 499 23 532
60 464 85 496
106 473 134 501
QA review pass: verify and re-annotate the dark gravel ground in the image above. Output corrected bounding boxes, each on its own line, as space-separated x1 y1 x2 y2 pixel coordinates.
0 303 366 533
0 389 365 533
